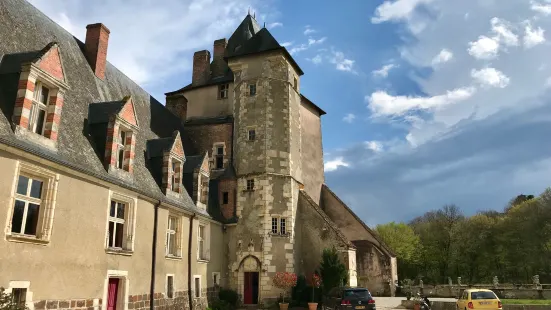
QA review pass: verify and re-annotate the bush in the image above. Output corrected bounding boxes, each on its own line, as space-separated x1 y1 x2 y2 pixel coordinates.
292 275 308 306
218 289 239 308
209 300 233 310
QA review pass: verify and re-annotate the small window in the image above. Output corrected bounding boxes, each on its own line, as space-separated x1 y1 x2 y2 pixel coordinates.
11 175 43 236
213 273 220 286
249 83 256 96
280 218 286 235
222 192 229 204
293 77 298 90
116 130 127 170
170 159 181 193
108 200 127 249
194 277 201 298
198 225 206 260
248 129 256 141
271 218 278 234
166 215 180 256
29 82 49 135
219 84 229 99
215 145 224 169
246 179 254 191
11 288 27 307
167 275 174 299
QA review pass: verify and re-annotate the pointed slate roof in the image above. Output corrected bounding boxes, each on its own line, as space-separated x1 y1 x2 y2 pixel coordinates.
226 14 262 57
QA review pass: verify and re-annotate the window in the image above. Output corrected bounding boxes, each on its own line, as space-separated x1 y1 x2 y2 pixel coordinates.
280 218 286 235
215 146 224 169
218 84 229 99
194 276 201 298
246 179 255 191
248 83 256 96
108 200 126 249
271 218 278 234
116 130 127 170
11 175 43 236
222 192 229 204
170 159 182 193
213 273 220 286
11 288 27 307
248 129 256 141
166 215 180 257
198 225 206 260
293 77 298 90
167 275 174 299
29 82 49 135
271 217 288 235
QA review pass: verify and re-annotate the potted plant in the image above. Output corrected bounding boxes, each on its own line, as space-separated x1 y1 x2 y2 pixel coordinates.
273 272 297 310
308 273 322 310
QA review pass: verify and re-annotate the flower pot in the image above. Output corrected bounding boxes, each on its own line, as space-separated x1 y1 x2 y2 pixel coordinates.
279 302 289 310
308 302 318 310
413 304 420 310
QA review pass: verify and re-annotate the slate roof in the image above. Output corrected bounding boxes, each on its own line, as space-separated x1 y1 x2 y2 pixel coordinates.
0 0 204 215
226 14 262 57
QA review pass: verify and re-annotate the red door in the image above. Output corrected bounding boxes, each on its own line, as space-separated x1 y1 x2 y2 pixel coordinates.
107 278 119 310
244 272 253 304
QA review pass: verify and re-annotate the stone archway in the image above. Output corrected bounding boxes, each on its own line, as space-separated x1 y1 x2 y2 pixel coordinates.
237 255 261 305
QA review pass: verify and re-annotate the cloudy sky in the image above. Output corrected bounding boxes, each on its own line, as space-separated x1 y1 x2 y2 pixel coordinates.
28 0 551 226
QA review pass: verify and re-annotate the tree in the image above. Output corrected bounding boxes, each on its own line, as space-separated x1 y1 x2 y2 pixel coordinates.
319 247 348 292
0 288 26 310
376 222 421 280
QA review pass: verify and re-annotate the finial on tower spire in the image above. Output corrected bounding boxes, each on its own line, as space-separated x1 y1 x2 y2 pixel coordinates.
248 7 251 15
263 22 266 28
253 12 256 19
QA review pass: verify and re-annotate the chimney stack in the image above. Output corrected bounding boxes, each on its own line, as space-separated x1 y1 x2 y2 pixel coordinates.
192 50 211 86
85 23 110 80
211 38 228 78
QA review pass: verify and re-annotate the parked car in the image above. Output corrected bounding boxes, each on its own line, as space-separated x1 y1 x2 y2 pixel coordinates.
322 287 376 310
456 289 503 310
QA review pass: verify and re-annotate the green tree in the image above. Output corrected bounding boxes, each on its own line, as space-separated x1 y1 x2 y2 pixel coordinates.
319 247 347 292
376 222 421 280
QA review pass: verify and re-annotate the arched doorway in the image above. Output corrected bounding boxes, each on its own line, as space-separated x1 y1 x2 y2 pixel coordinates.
239 255 260 305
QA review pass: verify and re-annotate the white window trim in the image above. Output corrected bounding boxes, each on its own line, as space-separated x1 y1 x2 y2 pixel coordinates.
166 214 182 258
166 274 175 299
101 270 129 310
29 81 49 135
5 161 59 244
212 272 221 287
197 222 210 262
193 275 202 298
270 216 289 236
104 191 138 255
219 84 229 99
6 281 34 310
212 143 225 170
169 157 182 194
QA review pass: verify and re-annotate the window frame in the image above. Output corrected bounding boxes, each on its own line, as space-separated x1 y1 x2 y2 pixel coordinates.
116 129 127 170
5 162 59 244
105 191 137 255
222 191 229 205
170 157 182 193
270 216 289 236
212 272 221 287
166 274 175 299
193 275 202 298
218 84 229 99
214 145 224 170
248 83 257 96
247 128 256 141
246 179 255 191
29 81 49 136
10 174 44 237
166 215 181 258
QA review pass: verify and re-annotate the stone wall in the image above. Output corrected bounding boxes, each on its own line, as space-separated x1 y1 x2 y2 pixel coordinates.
299 99 324 204
354 240 393 295
182 121 233 170
400 300 551 310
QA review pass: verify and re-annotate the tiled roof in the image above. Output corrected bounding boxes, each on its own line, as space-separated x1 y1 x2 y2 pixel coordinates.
0 0 203 215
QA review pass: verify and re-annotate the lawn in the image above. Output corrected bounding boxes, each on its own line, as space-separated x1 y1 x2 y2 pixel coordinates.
501 299 551 305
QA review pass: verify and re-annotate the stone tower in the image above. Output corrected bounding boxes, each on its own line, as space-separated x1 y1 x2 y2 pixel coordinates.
224 14 305 302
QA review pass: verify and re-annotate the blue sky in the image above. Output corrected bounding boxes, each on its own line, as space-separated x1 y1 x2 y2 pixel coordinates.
29 0 551 226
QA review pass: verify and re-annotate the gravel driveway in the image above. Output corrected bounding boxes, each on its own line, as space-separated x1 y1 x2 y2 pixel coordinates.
372 297 457 309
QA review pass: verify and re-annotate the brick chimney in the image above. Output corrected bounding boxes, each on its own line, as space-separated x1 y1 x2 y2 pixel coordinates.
192 50 211 86
84 23 110 80
211 38 228 78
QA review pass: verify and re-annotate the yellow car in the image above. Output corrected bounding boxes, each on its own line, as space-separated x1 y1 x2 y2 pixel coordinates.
456 289 503 310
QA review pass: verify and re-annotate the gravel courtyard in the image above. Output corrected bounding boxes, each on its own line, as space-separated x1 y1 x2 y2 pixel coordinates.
372 297 457 309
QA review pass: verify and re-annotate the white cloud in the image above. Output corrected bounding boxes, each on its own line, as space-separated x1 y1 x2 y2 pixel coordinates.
431 48 453 66
304 25 316 35
289 36 327 55
268 22 282 28
371 0 433 24
365 141 383 153
343 113 356 123
471 67 511 88
468 35 500 59
324 157 350 172
372 64 397 78
524 23 546 48
308 55 323 64
531 0 551 15
367 87 476 117
289 44 308 55
281 41 293 47
330 51 356 73
308 37 327 45
490 17 519 47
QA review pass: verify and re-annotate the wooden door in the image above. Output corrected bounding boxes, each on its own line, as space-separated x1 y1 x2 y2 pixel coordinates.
244 272 253 304
107 278 119 310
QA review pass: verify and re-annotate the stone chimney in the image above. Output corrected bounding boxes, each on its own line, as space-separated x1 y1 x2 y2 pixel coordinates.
211 38 227 78
166 94 188 121
84 23 110 80
192 50 211 86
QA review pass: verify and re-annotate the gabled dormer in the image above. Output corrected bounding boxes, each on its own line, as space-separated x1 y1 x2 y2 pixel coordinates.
7 42 70 150
88 96 139 179
182 153 210 210
146 131 186 198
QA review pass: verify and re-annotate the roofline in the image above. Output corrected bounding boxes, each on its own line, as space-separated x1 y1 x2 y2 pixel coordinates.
184 115 234 126
300 94 326 116
224 46 304 76
321 184 397 257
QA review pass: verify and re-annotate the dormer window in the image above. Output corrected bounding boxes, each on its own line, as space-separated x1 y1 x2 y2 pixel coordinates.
116 130 127 170
170 158 182 193
29 82 49 135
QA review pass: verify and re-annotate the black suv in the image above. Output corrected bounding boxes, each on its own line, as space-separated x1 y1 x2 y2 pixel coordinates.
322 287 376 310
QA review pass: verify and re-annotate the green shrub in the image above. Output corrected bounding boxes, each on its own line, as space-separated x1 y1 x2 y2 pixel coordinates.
218 289 239 307
210 300 233 310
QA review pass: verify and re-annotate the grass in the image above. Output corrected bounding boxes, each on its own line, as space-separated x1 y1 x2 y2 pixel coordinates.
501 299 551 305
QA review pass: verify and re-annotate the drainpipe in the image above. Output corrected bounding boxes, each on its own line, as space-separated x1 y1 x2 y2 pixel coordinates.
150 201 161 310
188 212 197 309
